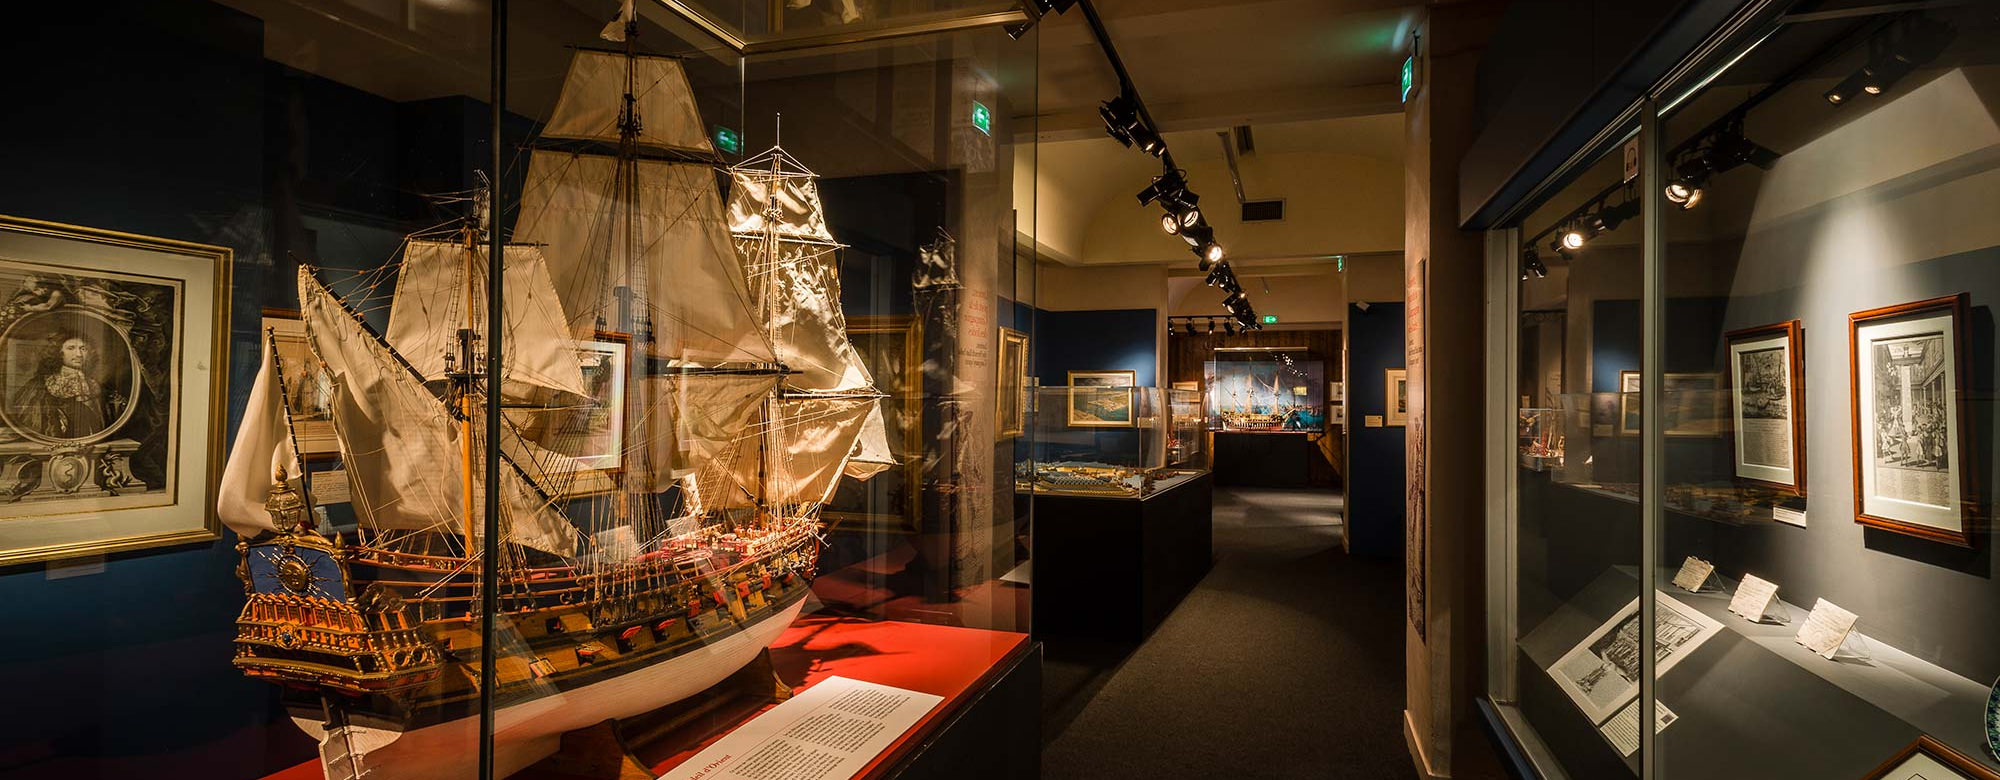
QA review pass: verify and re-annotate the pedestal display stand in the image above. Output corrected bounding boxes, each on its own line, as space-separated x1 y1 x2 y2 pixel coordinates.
1212 431 1313 488
262 618 1039 780
1032 471 1213 642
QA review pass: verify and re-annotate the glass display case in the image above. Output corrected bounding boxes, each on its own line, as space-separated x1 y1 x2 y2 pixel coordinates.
1167 387 1206 468
1024 385 1208 498
1203 356 1327 431
0 3 1041 779
1487 3 2000 779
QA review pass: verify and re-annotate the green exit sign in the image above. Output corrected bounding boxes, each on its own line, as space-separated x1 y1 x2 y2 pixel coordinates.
971 101 992 136
1400 56 1415 102
713 125 742 155
1261 315 1279 325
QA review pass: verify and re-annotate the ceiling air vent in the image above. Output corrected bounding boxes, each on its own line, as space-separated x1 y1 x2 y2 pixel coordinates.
1241 199 1285 222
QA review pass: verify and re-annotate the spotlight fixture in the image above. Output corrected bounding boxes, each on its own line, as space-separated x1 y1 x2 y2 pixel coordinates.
1224 320 1238 336
1137 168 1190 208
1521 248 1548 281
1160 212 1180 235
1204 262 1229 288
1561 226 1586 250
1207 318 1216 335
1032 0 1078 15
1184 320 1198 336
1826 16 1955 105
1199 241 1225 265
1100 95 1143 149
1222 291 1245 310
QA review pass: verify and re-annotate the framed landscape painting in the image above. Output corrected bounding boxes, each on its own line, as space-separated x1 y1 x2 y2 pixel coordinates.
0 215 229 566
1849 294 1975 546
1067 370 1136 428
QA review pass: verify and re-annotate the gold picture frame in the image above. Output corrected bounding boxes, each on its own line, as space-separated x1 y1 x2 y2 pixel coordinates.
997 327 1028 439
1067 369 1137 428
1384 368 1409 427
0 214 230 566
823 315 922 534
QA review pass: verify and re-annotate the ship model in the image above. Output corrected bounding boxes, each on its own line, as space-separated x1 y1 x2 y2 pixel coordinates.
215 10 889 779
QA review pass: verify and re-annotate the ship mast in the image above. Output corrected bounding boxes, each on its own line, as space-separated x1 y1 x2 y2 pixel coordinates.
458 207 481 548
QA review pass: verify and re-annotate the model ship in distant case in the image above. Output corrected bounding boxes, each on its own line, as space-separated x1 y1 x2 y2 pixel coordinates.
215 7 890 779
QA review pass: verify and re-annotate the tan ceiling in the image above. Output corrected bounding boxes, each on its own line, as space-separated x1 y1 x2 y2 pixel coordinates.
1030 0 1421 139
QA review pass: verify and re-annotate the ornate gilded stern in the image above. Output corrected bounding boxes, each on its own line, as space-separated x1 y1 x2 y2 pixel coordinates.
233 468 442 695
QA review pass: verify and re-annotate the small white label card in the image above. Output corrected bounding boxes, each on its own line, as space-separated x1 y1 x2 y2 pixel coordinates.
1771 506 1806 527
1671 557 1715 592
1728 574 1780 621
1796 598 1859 659
661 676 944 780
1600 698 1678 758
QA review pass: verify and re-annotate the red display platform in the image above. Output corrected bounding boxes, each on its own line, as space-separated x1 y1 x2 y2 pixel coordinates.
263 616 1030 780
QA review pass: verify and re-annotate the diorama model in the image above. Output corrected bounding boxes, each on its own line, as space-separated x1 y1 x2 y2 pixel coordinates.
215 10 888 780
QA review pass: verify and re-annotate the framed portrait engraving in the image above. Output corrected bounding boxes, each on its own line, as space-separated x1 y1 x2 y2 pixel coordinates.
1067 369 1136 428
1727 321 1805 493
1859 736 2000 780
0 215 228 566
997 327 1028 439
1849 294 1974 546
1618 370 1642 436
261 310 338 455
1385 368 1409 427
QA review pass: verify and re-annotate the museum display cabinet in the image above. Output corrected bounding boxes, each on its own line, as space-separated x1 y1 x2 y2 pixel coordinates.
1485 3 2000 779
0 2 1043 779
1022 385 1208 498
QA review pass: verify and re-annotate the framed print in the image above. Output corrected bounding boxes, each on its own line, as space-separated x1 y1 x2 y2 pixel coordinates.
1727 320 1805 493
549 333 629 498
1384 368 1409 427
1850 294 1975 546
260 310 338 455
1067 369 1136 428
301 451 357 533
0 214 228 566
997 327 1028 439
826 315 921 533
1618 370 1642 435
1859 736 2000 780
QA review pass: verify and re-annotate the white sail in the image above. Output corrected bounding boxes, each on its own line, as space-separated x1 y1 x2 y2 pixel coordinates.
385 240 587 402
302 270 579 557
727 169 837 244
216 333 303 536
541 51 714 155
720 396 877 508
639 374 774 494
518 151 773 367
844 403 894 479
736 239 877 393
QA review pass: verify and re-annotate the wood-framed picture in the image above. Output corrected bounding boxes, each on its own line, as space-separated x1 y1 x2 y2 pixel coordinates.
260 309 339 455
1618 369 1642 435
997 327 1028 439
826 314 922 534
1849 294 1976 546
1727 320 1805 494
0 214 229 566
1067 369 1136 428
1859 736 2000 780
564 333 631 496
1385 368 1409 427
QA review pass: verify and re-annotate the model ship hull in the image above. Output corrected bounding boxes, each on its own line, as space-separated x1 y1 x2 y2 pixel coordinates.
287 596 808 780
235 519 821 780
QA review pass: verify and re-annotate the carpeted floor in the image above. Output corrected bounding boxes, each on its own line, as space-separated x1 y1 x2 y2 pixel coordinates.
1039 487 1421 779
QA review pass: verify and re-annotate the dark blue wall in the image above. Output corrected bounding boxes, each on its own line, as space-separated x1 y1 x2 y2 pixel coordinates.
1032 308 1157 385
1346 302 1406 558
